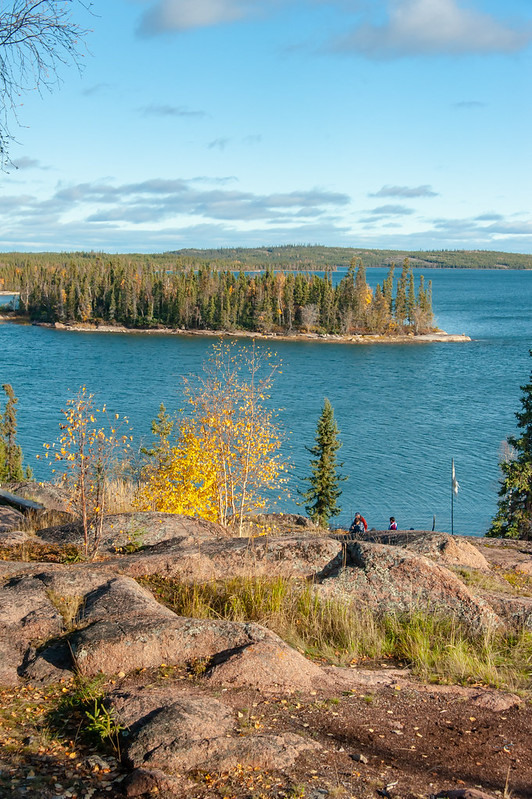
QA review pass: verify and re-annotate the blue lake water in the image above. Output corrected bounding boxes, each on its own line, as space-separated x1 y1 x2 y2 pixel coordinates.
1 267 531 536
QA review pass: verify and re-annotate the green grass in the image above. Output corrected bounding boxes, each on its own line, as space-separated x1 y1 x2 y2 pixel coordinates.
142 574 532 694
48 675 124 755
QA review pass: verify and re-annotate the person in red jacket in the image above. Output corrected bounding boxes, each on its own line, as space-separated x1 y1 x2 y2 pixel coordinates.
349 512 368 536
389 516 398 530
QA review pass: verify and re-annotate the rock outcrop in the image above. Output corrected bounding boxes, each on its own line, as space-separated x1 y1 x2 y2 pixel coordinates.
5 481 71 513
316 540 499 628
117 533 342 582
0 505 25 533
121 691 319 774
0 574 64 685
37 511 231 551
354 530 490 570
2 511 531 799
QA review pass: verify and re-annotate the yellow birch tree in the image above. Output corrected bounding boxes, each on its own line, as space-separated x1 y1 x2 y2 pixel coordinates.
136 341 288 533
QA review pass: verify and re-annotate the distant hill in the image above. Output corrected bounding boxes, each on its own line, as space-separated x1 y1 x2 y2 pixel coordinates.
0 247 530 272
172 245 532 270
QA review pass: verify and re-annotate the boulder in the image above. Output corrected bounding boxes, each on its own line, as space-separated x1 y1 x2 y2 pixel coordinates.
468 537 532 574
315 540 499 629
35 565 116 600
122 768 196 798
0 505 25 533
0 528 30 545
355 530 489 570
254 512 316 528
0 574 64 685
61 574 291 678
479 592 532 630
433 790 498 799
5 481 71 513
20 569 336 695
206 637 334 694
124 694 319 774
36 511 230 551
403 533 490 570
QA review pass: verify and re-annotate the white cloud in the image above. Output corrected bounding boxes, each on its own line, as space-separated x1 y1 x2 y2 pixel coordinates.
10 157 43 171
139 0 257 34
333 0 532 58
1 178 350 231
3 175 531 253
136 0 532 58
370 184 438 198
368 204 414 215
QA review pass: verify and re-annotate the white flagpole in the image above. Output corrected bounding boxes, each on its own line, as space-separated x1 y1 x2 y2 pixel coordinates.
451 459 459 535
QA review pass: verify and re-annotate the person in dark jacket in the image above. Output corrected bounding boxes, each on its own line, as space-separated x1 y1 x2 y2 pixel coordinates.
349 512 367 536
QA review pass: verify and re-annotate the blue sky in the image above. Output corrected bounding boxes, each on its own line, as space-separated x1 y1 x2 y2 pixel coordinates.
2 0 531 253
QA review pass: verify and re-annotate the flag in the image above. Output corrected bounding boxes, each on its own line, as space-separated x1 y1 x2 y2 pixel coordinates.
452 460 459 495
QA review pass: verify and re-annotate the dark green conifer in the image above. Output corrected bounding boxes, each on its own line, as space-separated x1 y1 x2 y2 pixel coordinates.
354 261 368 326
406 268 416 325
395 260 408 327
383 264 395 312
0 384 27 482
489 351 532 539
300 398 345 528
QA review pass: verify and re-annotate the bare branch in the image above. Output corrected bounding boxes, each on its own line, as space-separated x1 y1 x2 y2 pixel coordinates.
0 0 92 167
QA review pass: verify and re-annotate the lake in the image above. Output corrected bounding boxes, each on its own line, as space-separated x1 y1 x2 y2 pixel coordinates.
1 267 531 536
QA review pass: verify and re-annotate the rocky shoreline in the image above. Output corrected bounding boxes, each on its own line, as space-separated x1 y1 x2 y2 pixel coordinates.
28 319 471 344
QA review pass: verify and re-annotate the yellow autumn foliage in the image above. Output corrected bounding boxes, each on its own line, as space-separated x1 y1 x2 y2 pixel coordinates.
135 419 219 520
135 342 288 533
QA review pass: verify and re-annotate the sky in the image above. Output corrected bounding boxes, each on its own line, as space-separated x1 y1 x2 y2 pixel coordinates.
1 0 532 254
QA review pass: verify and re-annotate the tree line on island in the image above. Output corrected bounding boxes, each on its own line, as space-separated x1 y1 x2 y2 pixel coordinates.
1 256 434 336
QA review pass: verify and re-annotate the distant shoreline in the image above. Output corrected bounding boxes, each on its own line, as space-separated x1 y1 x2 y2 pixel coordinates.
8 318 471 344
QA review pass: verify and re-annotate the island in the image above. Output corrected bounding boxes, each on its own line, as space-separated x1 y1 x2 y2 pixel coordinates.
0 252 470 342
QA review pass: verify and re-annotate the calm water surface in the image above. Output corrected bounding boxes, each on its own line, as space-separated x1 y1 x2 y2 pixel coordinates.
1 268 531 536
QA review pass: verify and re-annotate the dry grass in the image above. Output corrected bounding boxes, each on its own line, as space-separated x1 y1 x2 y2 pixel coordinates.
454 566 532 598
103 478 137 514
0 541 82 563
142 574 532 694
45 590 84 631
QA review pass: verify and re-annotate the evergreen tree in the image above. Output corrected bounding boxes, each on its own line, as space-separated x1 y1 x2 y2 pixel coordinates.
0 383 27 482
489 351 532 539
406 268 416 325
383 264 395 312
300 398 345 527
395 260 408 327
354 261 368 327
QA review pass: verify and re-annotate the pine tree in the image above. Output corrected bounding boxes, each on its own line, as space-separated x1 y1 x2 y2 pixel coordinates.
300 398 345 527
489 350 532 539
0 384 27 482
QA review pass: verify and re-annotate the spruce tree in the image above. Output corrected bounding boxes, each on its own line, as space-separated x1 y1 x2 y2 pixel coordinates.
489 350 532 539
300 398 345 527
383 264 395 312
354 261 368 327
0 384 27 482
406 268 416 325
395 260 408 328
